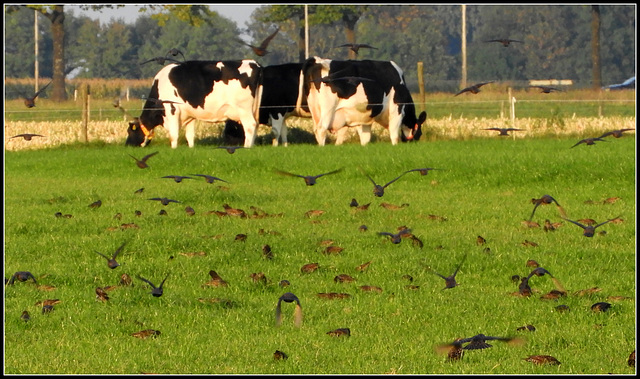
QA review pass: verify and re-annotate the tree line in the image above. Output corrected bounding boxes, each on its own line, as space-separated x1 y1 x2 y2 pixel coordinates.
4 4 635 100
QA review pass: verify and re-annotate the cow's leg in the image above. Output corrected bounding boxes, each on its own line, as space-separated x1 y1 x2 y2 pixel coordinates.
240 115 257 148
357 125 372 146
334 127 349 145
164 118 181 149
388 116 402 146
185 119 196 148
270 115 285 147
280 123 288 147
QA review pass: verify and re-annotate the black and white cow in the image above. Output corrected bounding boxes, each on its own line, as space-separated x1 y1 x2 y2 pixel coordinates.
224 63 310 146
299 57 427 146
125 60 263 148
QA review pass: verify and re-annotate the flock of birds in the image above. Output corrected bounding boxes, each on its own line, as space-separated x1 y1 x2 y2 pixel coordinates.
6 130 634 369
6 28 635 372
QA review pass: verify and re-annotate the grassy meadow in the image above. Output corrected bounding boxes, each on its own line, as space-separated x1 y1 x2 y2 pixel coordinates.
3 133 636 374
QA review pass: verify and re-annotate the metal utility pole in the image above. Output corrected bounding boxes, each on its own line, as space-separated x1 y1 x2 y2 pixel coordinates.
304 5 309 59
34 10 39 92
460 4 467 90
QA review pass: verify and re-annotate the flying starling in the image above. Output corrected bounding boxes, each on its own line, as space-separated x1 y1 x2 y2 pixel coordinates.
129 151 159 169
561 216 620 237
94 241 126 269
275 168 343 186
137 273 169 297
275 292 303 327
454 81 494 96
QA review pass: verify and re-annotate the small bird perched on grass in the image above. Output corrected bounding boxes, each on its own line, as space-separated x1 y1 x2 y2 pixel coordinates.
454 81 494 96
94 242 126 269
275 168 343 186
137 273 169 297
275 292 303 327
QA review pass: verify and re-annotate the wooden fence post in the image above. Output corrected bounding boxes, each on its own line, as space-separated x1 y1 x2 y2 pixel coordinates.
417 61 425 113
81 84 90 143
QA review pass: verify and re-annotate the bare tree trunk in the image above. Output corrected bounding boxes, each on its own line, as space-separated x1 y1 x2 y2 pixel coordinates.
591 5 601 89
343 14 358 60
42 5 67 101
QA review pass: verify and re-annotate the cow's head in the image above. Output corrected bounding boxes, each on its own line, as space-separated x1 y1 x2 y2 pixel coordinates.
125 117 155 147
401 110 427 142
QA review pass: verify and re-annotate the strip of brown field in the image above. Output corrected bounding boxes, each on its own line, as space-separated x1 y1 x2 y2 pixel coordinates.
3 116 635 151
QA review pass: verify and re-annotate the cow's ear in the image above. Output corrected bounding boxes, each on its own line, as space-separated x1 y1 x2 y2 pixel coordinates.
418 111 427 125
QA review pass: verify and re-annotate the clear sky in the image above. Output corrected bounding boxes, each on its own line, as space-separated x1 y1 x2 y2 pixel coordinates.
71 4 262 29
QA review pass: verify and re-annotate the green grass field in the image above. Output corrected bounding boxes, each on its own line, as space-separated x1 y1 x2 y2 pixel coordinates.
4 135 635 374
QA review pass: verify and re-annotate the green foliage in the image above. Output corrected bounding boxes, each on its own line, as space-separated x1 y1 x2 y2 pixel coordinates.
4 137 636 374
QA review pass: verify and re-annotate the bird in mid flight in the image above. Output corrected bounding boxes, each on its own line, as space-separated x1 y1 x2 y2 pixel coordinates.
598 128 634 139
241 26 280 56
15 80 52 108
9 133 46 141
275 292 303 327
95 242 126 269
529 85 563 93
139 56 183 66
275 168 343 186
483 128 524 136
484 38 523 47
454 81 494 96
190 174 228 184
129 151 159 169
137 273 170 297
570 137 607 148
360 168 409 197
335 43 378 55
424 253 468 289
561 216 620 237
